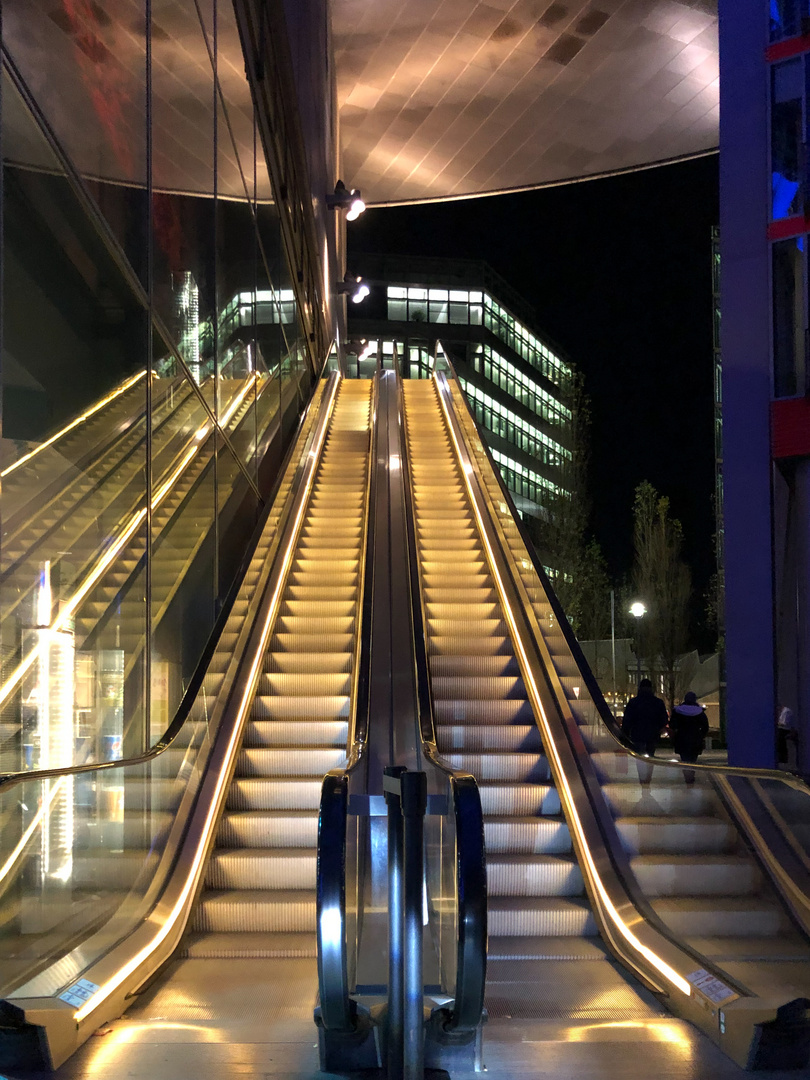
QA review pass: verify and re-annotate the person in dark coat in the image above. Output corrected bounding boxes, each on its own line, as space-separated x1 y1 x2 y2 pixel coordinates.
622 678 668 785
668 690 710 785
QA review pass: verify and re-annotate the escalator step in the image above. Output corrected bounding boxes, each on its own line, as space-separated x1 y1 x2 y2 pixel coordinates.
441 751 550 781
236 748 346 776
434 699 534 725
484 816 571 854
265 651 353 674
436 724 542 752
478 783 560 815
250 695 350 720
432 675 526 700
182 931 317 959
650 897 789 937
487 854 584 897
206 849 316 890
488 897 597 937
616 816 736 855
194 889 316 933
243 720 347 749
430 654 520 676
261 673 351 696
629 854 762 897
218 810 318 848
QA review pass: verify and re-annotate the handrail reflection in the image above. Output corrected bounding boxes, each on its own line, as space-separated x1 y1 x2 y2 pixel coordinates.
0 374 258 716
0 374 321 796
1 370 148 478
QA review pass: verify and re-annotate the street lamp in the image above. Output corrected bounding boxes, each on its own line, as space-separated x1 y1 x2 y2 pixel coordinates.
629 601 647 684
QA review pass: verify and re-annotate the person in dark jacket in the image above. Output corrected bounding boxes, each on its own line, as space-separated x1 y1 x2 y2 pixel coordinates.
668 691 710 785
622 678 668 785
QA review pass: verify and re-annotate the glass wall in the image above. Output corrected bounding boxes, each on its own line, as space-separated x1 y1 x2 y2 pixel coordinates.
771 59 805 221
771 0 810 41
0 2 312 774
772 236 807 397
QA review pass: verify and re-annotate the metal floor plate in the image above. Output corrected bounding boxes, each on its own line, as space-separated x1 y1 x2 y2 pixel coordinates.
6 956 805 1080
485 957 665 1022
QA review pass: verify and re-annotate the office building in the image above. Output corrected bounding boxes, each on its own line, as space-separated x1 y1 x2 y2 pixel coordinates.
347 254 575 553
720 0 810 772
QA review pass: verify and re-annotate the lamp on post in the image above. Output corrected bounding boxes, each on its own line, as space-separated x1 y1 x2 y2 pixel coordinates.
629 601 647 685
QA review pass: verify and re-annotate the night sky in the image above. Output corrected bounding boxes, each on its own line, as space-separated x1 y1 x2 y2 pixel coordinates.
349 155 720 642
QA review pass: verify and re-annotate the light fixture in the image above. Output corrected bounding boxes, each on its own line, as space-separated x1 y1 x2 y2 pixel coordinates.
337 274 370 304
629 601 647 619
326 180 365 221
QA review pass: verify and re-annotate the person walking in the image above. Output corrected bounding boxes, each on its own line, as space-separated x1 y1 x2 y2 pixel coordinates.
668 691 710 785
622 678 668 785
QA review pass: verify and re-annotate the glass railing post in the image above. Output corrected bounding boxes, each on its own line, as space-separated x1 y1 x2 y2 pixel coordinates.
383 765 427 1080
384 764 407 1079
401 770 427 1080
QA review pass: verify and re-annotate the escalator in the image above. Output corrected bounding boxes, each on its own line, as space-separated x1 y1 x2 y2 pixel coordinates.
0 373 376 1071
186 378 372 958
402 365 810 1070
403 377 665 1022
3 365 810 1078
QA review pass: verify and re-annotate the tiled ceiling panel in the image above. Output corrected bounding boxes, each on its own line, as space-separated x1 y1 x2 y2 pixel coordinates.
333 0 718 204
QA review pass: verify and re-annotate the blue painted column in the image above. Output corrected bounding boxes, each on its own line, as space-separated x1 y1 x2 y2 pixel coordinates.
719 0 777 767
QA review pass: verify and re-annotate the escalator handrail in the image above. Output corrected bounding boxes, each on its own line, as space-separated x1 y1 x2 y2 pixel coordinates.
0 374 328 797
435 351 809 790
397 374 487 1035
317 376 380 1032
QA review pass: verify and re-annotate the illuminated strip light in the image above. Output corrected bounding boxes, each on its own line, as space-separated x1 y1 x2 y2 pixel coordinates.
0 776 66 886
1 371 148 479
72 376 340 1023
0 376 258 711
435 377 691 999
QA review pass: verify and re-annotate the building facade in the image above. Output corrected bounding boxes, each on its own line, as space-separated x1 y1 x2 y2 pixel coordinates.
347 255 576 568
720 0 810 770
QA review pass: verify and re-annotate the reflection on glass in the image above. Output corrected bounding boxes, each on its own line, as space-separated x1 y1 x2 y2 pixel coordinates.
770 0 810 42
772 236 806 397
771 60 804 221
0 401 320 1002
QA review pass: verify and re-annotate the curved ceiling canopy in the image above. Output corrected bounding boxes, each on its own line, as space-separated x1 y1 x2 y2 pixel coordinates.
334 0 718 205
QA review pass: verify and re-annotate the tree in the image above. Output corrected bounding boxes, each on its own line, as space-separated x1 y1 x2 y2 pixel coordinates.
631 481 692 708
